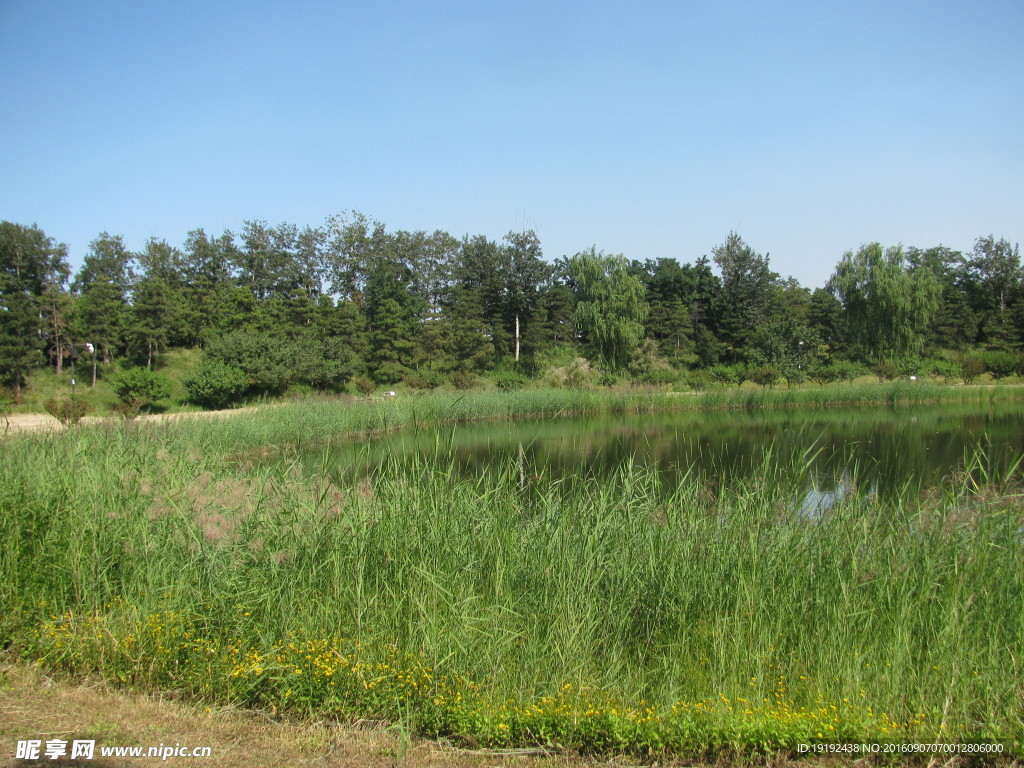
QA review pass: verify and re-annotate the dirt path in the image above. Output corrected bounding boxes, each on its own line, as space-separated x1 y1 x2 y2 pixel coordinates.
2 407 260 436
0 664 646 768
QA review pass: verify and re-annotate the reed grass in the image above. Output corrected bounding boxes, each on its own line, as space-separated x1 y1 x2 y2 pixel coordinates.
2 387 1023 758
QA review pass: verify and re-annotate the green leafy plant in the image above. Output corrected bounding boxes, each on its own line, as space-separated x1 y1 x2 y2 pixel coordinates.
43 395 94 427
871 361 899 382
110 368 172 413
449 371 477 390
0 386 12 435
184 360 250 409
748 365 780 389
959 355 986 384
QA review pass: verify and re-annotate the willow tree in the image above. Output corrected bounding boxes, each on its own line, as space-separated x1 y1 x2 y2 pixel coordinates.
828 243 940 362
566 248 648 371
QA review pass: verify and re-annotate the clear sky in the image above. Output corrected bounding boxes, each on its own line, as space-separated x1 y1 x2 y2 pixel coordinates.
2 0 1021 289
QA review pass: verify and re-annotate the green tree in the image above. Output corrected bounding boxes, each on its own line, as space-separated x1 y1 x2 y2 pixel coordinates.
181 229 238 346
828 243 941 363
712 232 780 358
501 230 549 362
566 248 648 371
363 260 422 383
961 235 1020 348
72 233 135 364
0 223 70 398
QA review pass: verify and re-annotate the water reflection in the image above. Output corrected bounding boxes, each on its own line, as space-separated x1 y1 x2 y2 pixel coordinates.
307 402 1024 505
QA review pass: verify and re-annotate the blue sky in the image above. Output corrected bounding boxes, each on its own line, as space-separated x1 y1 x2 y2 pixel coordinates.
2 0 1021 289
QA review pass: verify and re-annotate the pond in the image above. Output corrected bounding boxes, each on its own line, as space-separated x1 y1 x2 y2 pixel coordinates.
306 401 1024 508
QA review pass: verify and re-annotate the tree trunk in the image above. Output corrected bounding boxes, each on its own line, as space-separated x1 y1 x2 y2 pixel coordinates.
514 313 520 362
147 339 153 370
91 355 97 387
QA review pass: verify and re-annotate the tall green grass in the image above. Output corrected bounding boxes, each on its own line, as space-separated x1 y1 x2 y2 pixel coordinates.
2 403 1022 756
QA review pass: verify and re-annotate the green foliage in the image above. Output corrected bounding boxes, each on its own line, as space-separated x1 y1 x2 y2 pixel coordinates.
567 248 648 371
351 375 376 396
683 369 712 391
205 331 319 395
449 371 477 390
709 364 736 387
5 397 1024 755
748 365 780 388
806 362 839 386
871 361 899 382
492 369 528 391
184 360 251 409
0 386 12 433
110 368 172 412
43 395 94 426
959 355 986 384
627 339 677 386
829 243 941 362
833 360 864 383
403 370 446 390
981 350 1019 379
927 358 960 383
713 232 781 355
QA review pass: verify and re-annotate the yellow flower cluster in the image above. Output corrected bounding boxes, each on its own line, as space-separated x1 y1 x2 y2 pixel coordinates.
23 609 959 754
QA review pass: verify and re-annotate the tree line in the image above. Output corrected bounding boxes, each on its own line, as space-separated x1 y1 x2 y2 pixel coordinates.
1 214 1021 405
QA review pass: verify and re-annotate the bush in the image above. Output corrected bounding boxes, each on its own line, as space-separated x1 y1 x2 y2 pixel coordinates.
449 371 477 390
44 395 94 427
0 386 12 434
959 355 986 384
871 361 898 382
982 350 1019 380
897 357 924 377
806 363 839 386
493 369 529 391
110 368 172 413
684 370 712 391
833 360 864 383
709 364 748 387
284 382 314 399
403 370 446 390
351 375 376 396
927 359 959 384
748 366 780 389
184 360 250 409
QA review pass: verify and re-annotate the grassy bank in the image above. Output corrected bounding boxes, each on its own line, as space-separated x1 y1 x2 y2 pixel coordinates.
75 380 1024 452
2 389 1023 759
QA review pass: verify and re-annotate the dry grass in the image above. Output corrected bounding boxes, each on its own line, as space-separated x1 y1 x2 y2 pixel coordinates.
0 663 906 768
0 663 638 768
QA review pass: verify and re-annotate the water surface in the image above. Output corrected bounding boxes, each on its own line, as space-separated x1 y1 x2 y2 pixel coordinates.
307 402 1024 505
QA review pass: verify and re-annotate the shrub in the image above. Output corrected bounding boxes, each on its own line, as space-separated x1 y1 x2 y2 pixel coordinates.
493 369 528 391
959 355 986 384
927 359 959 384
43 395 93 427
564 359 592 389
897 357 924 377
871 361 898 382
684 370 712 392
351 375 376 396
0 386 12 434
833 360 863 383
110 368 172 413
184 360 250 410
748 366 780 389
806 363 839 386
982 350 1019 380
403 370 446 390
284 383 314 399
449 371 477 390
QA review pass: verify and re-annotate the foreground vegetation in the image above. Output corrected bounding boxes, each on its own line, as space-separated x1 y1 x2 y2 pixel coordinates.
2 390 1023 760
